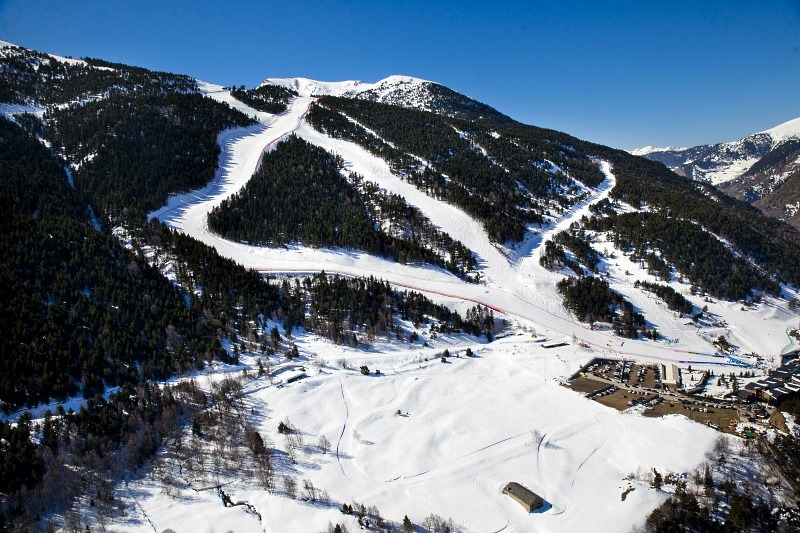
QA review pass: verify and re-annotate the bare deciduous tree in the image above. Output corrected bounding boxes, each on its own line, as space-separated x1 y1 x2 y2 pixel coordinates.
319 434 331 454
302 478 317 501
283 475 297 499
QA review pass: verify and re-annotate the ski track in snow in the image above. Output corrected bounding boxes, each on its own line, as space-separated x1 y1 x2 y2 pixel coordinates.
137 88 799 531
150 89 742 367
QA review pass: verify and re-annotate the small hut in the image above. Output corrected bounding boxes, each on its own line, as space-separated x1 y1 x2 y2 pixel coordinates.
502 482 544 512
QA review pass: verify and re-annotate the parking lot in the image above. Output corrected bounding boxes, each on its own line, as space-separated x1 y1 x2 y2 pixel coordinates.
567 357 743 434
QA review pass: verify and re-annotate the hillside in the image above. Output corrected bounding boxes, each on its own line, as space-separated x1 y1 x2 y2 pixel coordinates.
1 39 799 532
635 117 800 229
261 74 512 123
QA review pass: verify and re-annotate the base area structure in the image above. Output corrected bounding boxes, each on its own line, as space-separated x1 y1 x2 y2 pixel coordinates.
502 482 544 513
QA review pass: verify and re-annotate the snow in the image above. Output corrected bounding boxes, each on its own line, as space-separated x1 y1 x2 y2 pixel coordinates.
46 51 89 67
133 85 800 531
0 39 18 53
630 145 688 156
0 102 45 120
261 75 431 98
758 115 800 145
260 75 456 114
698 156 763 185
104 335 721 533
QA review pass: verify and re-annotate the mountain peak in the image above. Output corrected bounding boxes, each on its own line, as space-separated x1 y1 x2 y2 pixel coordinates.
258 75 430 98
260 75 510 123
759 115 800 146
633 115 800 186
630 145 688 156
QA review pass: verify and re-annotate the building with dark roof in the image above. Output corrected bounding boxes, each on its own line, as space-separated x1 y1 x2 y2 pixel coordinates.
745 359 800 404
502 482 544 512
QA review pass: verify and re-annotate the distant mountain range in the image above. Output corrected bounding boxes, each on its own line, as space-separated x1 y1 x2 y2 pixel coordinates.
633 117 800 228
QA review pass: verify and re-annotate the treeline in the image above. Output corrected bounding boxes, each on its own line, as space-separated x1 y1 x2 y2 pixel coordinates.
138 223 491 346
141 221 286 323
634 280 694 315
0 382 195 528
308 101 527 244
540 240 582 275
0 118 230 411
0 42 196 106
555 229 600 272
472 122 606 189
586 212 778 300
208 136 475 277
540 229 600 275
593 149 800 287
765 397 800 497
557 276 654 339
303 273 492 345
354 174 476 276
229 83 298 114
309 97 602 243
641 426 800 532
1 41 256 224
44 92 254 221
643 479 778 532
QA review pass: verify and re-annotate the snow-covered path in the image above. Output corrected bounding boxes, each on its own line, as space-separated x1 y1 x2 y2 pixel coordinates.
128 85 798 533
151 90 753 365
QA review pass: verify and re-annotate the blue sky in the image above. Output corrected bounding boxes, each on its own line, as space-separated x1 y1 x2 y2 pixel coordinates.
1 0 798 149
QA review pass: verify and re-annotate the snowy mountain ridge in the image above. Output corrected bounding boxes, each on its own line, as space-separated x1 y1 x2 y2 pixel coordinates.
629 145 687 156
634 115 800 228
632 115 800 185
0 39 102 69
261 75 431 98
261 74 510 122
759 115 800 145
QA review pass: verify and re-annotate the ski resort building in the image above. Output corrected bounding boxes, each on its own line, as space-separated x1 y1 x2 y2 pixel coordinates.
744 359 800 404
662 364 681 387
502 482 544 512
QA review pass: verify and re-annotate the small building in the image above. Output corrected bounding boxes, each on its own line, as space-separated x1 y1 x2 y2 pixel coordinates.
736 389 755 403
764 387 792 403
662 364 681 387
502 482 544 512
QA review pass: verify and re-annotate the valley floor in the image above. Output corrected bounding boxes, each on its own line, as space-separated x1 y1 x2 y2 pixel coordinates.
111 333 722 533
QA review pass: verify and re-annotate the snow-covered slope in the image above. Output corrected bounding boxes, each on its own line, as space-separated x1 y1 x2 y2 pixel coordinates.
629 145 687 157
0 39 103 69
633 116 800 185
262 75 511 121
633 116 800 228
761 116 800 144
262 75 429 98
154 84 798 369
